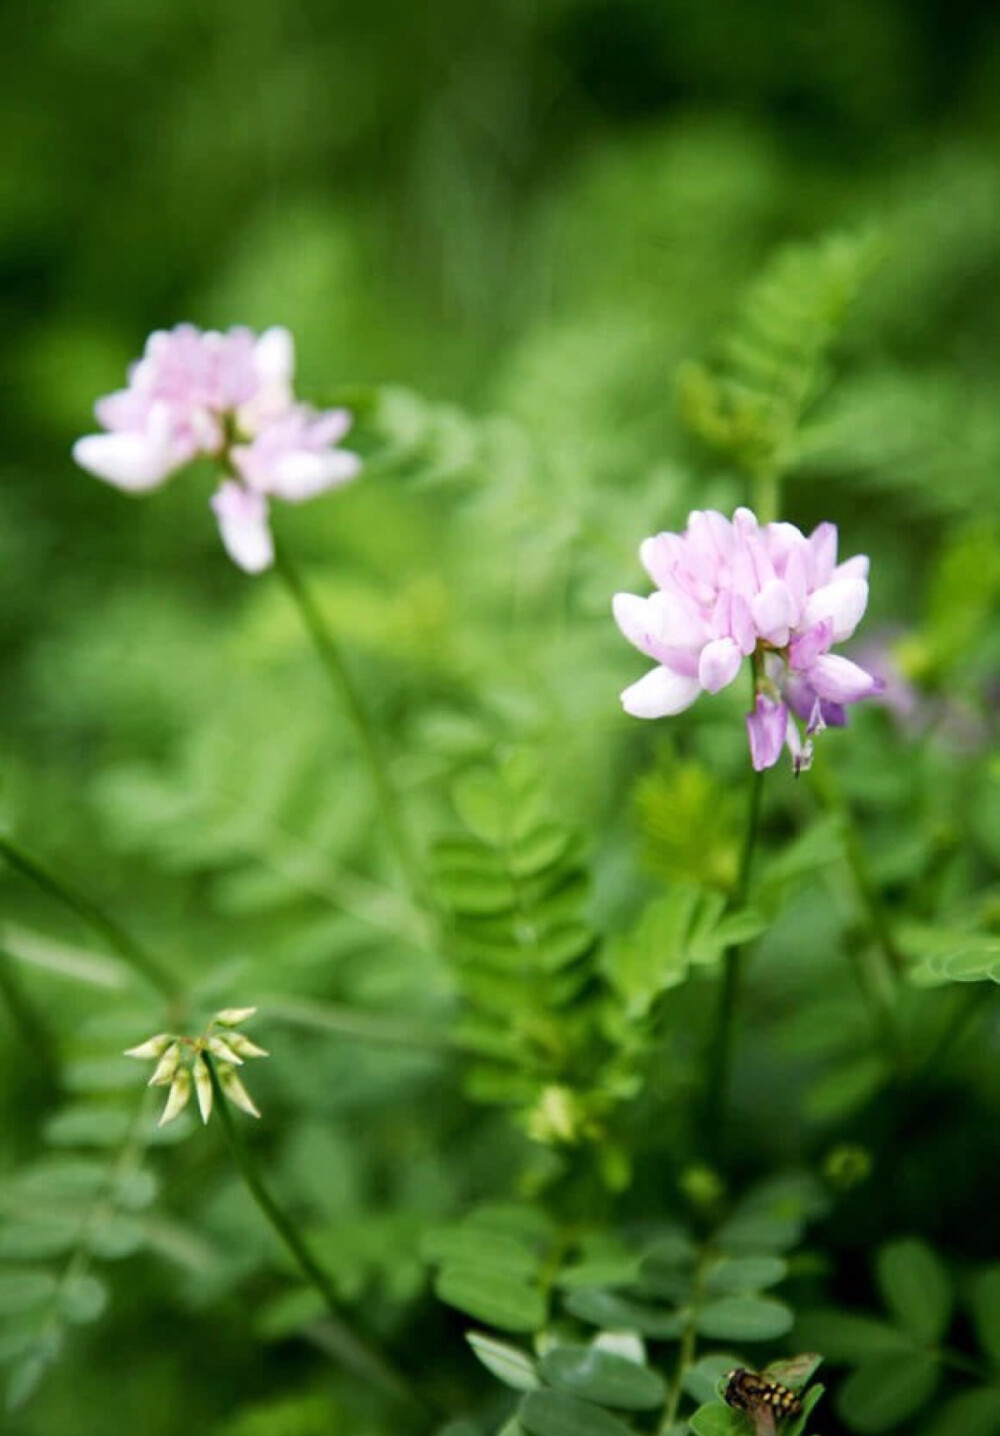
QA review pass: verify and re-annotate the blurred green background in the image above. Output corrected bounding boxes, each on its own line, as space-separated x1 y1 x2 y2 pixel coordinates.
2 1 1000 1433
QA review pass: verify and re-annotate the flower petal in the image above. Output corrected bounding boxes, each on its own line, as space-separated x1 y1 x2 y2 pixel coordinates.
620 666 702 718
270 447 361 501
698 636 743 694
802 578 869 642
210 482 275 574
751 579 795 646
72 411 180 492
746 695 788 771
807 653 883 703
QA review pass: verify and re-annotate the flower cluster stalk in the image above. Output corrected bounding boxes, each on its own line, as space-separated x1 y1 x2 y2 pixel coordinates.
0 835 182 1009
273 546 425 909
702 753 765 1155
205 1058 429 1418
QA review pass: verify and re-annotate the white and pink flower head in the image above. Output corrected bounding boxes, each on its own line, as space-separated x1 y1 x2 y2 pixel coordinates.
613 507 883 773
73 325 360 573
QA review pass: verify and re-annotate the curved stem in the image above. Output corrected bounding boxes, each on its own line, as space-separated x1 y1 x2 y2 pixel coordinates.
702 764 766 1153
272 546 425 911
658 1249 709 1433
206 1059 430 1418
0 835 181 1006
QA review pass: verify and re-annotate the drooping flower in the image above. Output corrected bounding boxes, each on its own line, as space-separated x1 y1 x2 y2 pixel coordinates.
613 507 883 772
125 1006 269 1127
73 325 360 572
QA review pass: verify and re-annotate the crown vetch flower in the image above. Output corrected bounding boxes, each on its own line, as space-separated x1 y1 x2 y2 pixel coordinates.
613 507 883 772
73 325 360 573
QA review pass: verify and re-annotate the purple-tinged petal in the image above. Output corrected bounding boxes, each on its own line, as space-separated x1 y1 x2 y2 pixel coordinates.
788 619 833 672
807 653 884 704
751 579 795 646
746 695 788 771
613 593 664 660
698 637 743 694
802 577 869 642
785 720 814 775
210 482 274 574
819 700 848 728
639 532 683 588
621 665 702 718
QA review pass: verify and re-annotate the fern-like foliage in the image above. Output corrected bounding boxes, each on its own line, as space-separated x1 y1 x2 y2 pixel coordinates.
432 752 625 1155
678 229 881 482
0 1035 178 1409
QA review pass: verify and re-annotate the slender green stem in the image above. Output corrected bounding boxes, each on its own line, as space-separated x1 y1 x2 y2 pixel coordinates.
0 835 181 1006
206 1060 428 1418
916 985 986 1079
0 946 57 1067
752 463 780 526
273 546 424 909
658 1246 709 1433
261 994 459 1053
703 764 766 1151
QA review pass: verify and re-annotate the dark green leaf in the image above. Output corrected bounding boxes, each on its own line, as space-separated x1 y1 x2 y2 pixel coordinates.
876 1239 952 1344
466 1332 539 1392
920 1386 1000 1436
540 1344 666 1410
435 1266 545 1333
836 1353 940 1432
794 1309 913 1361
971 1267 1000 1368
688 1404 748 1436
0 1270 57 1318
696 1296 793 1341
564 1288 684 1337
703 1256 787 1296
519 1389 635 1436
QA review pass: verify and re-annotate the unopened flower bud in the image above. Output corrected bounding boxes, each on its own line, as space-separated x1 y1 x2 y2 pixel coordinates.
147 1041 183 1088
207 1035 243 1065
159 1067 192 1126
124 1033 174 1061
192 1054 213 1124
219 1065 261 1119
223 1033 269 1059
213 1006 258 1027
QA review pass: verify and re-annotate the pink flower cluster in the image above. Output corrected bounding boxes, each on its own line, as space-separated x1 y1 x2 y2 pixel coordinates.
613 508 883 772
73 325 360 573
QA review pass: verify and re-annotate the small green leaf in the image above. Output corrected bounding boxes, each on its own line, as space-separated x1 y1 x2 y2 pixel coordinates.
540 1344 666 1410
0 1270 57 1318
876 1238 952 1344
784 1382 825 1436
794 1309 913 1361
696 1296 794 1341
0 1218 79 1261
688 1403 747 1436
563 1288 684 1337
466 1332 539 1392
683 1355 742 1406
921 1386 1000 1436
836 1353 940 1432
423 1228 538 1276
703 1256 787 1296
715 1212 801 1255
86 1214 145 1260
970 1267 1000 1368
435 1266 545 1333
60 1274 107 1324
519 1389 635 1436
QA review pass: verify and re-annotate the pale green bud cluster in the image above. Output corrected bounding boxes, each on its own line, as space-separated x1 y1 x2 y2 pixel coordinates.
125 1006 268 1127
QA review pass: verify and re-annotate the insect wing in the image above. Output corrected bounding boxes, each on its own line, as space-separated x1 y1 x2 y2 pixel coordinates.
762 1353 822 1391
749 1407 777 1436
